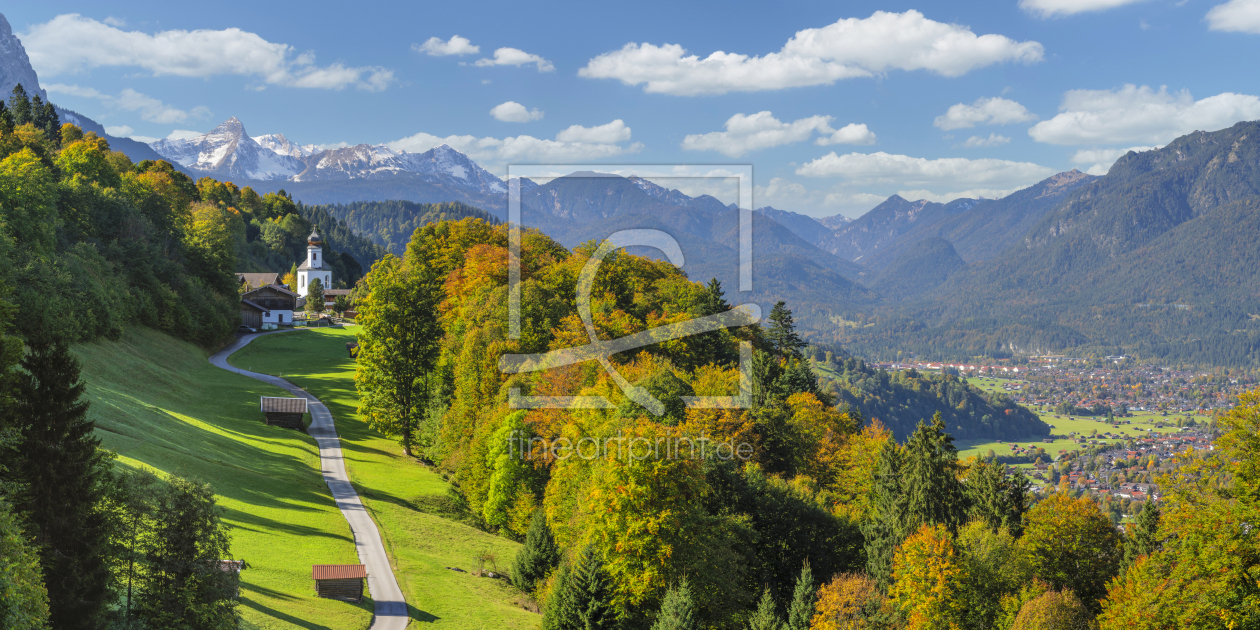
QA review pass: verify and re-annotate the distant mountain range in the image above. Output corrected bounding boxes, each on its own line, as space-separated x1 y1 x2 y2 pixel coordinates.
5 8 1259 365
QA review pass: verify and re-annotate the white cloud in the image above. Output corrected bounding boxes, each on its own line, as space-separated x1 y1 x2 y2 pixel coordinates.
796 151 1055 189
959 133 1011 148
817 123 878 146
1206 0 1260 33
166 130 204 140
681 112 832 157
1020 0 1147 18
1028 84 1260 145
415 35 479 56
896 187 1021 202
47 84 211 124
474 47 555 72
490 101 544 122
555 120 632 143
387 122 641 171
128 135 161 144
934 97 1037 130
753 176 887 217
1070 145 1160 175
22 14 394 91
103 16 125 27
104 124 133 136
578 10 1043 96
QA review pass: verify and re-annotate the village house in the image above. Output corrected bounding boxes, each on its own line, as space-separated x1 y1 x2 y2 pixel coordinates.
238 230 335 328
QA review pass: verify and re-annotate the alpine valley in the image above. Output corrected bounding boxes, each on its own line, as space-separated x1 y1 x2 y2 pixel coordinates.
134 113 1260 366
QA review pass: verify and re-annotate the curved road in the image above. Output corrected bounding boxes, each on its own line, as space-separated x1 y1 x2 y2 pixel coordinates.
210 331 409 630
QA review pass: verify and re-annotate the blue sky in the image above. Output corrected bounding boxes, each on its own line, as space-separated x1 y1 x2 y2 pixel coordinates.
7 0 1260 217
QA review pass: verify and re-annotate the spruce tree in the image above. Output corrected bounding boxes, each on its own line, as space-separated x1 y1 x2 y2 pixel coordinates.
546 547 617 630
747 587 782 630
40 101 60 145
513 509 560 593
862 438 906 590
0 101 14 134
702 278 730 315
651 578 698 630
902 414 968 534
9 84 32 126
784 562 816 630
10 340 112 629
966 460 1029 535
764 301 806 359
1120 501 1161 572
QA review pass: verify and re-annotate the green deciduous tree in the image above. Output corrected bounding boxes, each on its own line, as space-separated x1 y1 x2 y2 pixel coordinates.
1019 493 1122 612
354 252 443 457
0 498 50 630
133 475 237 630
305 277 325 316
514 508 560 594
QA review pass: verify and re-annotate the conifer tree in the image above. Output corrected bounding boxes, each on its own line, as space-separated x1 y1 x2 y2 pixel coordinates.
9 84 32 126
1120 501 1161 572
0 101 14 134
40 101 60 145
702 278 730 315
545 547 617 630
651 578 698 630
10 340 112 630
747 587 783 630
765 301 806 359
862 438 906 590
902 414 969 534
967 460 1030 536
785 562 816 630
513 509 560 593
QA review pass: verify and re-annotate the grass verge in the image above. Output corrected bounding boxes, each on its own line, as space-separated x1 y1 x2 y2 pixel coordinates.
229 327 538 629
75 328 373 630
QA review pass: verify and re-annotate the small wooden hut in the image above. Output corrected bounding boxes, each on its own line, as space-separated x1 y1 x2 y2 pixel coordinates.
260 397 308 429
312 564 366 602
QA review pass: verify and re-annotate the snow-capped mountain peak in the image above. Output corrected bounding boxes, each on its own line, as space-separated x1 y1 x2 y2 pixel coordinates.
253 133 308 159
151 117 304 181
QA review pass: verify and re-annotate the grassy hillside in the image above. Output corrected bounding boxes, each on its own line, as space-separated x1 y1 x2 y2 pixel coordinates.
74 328 373 630
228 327 538 629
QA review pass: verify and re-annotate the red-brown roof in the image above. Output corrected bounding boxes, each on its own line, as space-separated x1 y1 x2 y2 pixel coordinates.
313 564 367 580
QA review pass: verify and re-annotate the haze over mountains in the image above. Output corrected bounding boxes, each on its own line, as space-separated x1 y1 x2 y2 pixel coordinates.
135 113 1260 364
4 15 1257 364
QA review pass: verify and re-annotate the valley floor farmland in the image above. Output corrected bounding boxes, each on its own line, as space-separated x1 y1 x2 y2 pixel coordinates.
75 328 373 630
228 327 537 629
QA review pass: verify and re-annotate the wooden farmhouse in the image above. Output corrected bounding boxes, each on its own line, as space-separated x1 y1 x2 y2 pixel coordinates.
241 284 299 326
312 564 366 602
260 397 308 429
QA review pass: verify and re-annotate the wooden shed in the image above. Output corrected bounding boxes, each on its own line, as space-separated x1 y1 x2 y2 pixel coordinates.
260 397 308 429
240 299 267 329
312 564 366 602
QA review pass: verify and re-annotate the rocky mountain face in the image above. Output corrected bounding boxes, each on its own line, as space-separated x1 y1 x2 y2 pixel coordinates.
755 207 832 246
0 14 46 101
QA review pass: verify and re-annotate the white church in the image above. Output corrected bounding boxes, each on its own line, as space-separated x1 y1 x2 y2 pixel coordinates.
297 229 333 296
239 229 336 329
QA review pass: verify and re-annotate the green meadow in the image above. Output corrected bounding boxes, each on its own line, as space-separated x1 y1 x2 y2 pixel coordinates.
229 327 538 629
75 328 373 630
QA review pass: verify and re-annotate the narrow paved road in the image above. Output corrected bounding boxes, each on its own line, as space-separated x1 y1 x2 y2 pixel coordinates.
210 331 409 630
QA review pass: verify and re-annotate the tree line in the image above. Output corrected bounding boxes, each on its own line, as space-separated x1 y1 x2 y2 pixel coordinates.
0 84 240 630
341 216 1258 628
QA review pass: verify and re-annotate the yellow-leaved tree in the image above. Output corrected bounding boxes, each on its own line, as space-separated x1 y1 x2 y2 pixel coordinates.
889 523 964 629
